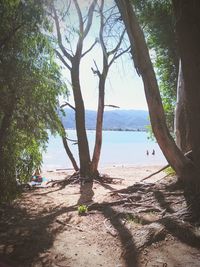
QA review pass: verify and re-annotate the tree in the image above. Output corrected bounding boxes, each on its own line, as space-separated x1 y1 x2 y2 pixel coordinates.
52 0 128 179
114 0 191 177
90 0 129 175
172 0 200 174
115 0 200 218
52 0 97 178
132 0 192 153
0 0 66 202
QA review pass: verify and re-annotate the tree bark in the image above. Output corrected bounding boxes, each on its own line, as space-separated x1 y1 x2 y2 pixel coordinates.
115 0 191 177
173 0 200 174
71 59 91 177
91 70 108 175
61 123 79 171
174 60 191 153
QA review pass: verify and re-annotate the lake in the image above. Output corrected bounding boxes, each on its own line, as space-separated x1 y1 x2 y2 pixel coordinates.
42 130 167 170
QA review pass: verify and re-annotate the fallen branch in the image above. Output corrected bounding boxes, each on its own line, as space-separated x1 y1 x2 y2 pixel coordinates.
141 164 169 182
141 150 193 182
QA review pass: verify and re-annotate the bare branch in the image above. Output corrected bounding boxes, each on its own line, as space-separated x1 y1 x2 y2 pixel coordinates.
74 0 84 34
82 39 98 58
83 0 98 39
66 137 78 143
99 0 107 59
107 28 126 56
55 50 72 71
52 4 72 62
60 102 76 111
91 60 101 77
108 45 131 67
61 0 72 21
104 105 120 108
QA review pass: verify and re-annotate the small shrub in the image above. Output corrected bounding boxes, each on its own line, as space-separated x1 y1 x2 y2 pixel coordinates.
77 204 88 215
125 214 142 225
165 166 176 176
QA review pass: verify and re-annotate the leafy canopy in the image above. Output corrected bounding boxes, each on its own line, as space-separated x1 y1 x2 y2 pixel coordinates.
0 0 67 202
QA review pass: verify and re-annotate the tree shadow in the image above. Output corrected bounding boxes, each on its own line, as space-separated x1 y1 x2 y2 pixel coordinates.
97 180 117 191
0 203 77 266
160 216 200 248
92 205 138 267
153 189 175 213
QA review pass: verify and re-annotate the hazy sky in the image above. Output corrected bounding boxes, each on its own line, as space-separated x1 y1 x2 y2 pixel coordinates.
57 0 148 111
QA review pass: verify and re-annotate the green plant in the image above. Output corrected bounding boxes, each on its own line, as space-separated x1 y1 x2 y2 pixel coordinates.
165 166 176 176
77 205 88 215
125 214 142 225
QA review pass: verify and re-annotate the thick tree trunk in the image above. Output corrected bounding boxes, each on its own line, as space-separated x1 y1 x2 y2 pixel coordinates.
173 0 200 174
174 60 191 153
115 0 191 177
71 59 91 177
91 72 108 176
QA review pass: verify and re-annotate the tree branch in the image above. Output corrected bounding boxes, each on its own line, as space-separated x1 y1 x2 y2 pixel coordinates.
91 60 101 77
55 50 72 70
83 0 98 39
52 4 72 62
107 28 126 56
99 0 107 59
82 39 98 58
108 45 131 67
104 105 120 108
60 102 76 111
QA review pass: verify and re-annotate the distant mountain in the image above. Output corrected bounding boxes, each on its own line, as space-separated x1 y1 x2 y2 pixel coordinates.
61 109 149 131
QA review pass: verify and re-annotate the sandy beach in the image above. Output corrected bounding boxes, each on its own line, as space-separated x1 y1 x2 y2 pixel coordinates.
1 164 200 267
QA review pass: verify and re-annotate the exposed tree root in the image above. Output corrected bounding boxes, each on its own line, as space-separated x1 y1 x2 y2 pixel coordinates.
49 171 123 188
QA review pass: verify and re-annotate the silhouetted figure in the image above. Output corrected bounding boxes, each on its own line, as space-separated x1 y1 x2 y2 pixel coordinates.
146 150 149 156
152 149 155 155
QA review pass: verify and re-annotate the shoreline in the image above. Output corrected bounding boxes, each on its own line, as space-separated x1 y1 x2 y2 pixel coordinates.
42 163 166 172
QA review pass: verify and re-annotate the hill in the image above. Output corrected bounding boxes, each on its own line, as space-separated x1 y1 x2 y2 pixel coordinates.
61 109 149 131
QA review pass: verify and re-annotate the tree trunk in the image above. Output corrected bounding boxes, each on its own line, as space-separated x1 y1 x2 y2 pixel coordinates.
174 60 191 153
71 59 91 177
115 0 191 177
91 71 108 176
61 123 79 171
173 0 200 174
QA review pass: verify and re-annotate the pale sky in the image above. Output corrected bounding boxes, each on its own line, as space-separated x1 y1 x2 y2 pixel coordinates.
57 0 148 111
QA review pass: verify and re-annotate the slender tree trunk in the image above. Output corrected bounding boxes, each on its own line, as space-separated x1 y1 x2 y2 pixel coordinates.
61 123 79 171
71 59 91 177
91 71 108 175
174 60 191 153
173 0 200 175
115 0 191 177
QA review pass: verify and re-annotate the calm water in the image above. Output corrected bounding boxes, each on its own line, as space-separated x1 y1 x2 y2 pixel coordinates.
42 130 167 170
